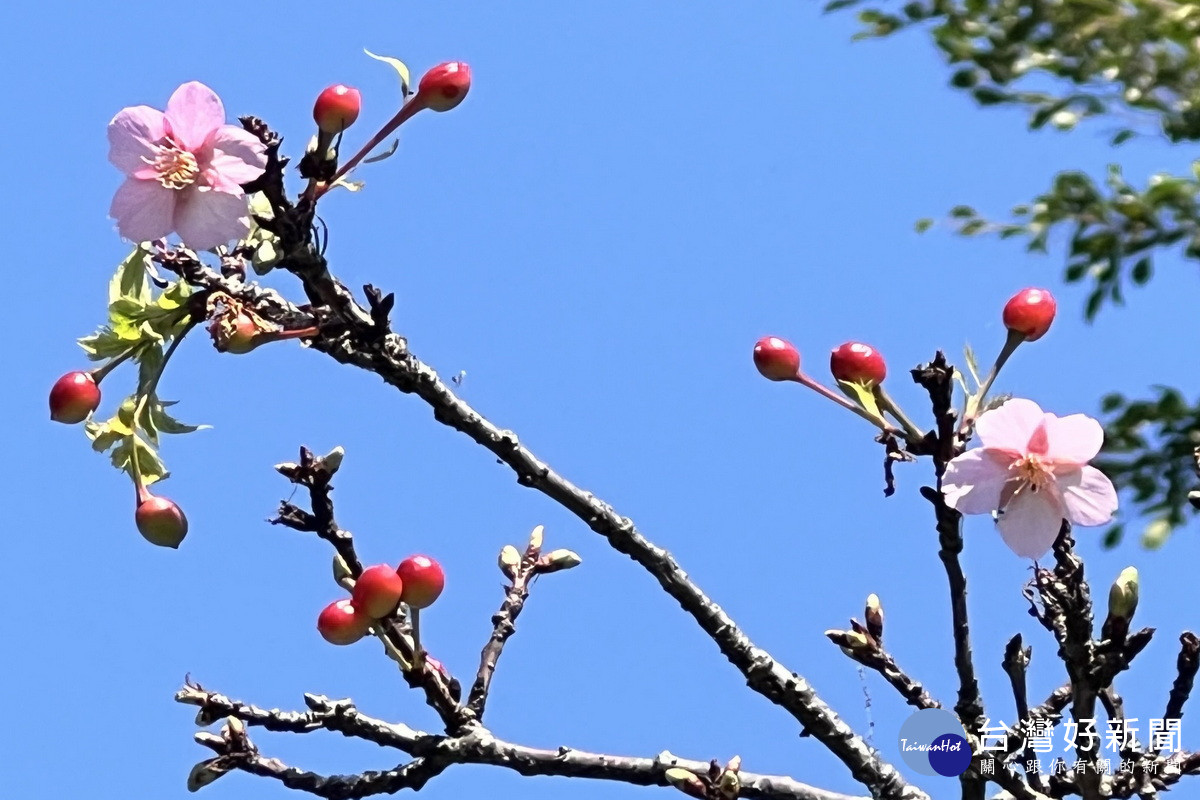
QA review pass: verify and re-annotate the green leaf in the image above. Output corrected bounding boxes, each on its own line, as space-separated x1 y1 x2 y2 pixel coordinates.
962 343 981 388
78 326 131 360
138 396 160 446
157 280 192 312
362 139 400 164
364 49 412 96
836 379 883 421
85 415 133 453
111 433 168 486
136 343 165 396
109 247 152 308
150 401 208 436
914 217 934 233
1101 524 1124 549
1131 257 1153 285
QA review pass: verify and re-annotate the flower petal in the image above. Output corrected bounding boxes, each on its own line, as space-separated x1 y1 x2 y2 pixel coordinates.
206 152 265 190
974 398 1045 455
165 82 225 152
1058 465 1119 526
109 178 176 243
108 106 167 174
1043 413 1105 466
942 450 1012 514
173 188 250 250
996 488 1065 559
209 125 267 176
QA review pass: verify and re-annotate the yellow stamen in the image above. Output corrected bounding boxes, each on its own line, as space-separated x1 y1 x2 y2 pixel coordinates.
143 143 199 190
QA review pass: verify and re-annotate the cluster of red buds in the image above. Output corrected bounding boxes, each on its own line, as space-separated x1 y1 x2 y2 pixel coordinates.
317 555 446 646
309 61 472 197
752 287 1057 438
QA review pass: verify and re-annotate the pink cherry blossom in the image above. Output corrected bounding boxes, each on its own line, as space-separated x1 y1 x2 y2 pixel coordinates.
107 82 267 251
942 398 1118 559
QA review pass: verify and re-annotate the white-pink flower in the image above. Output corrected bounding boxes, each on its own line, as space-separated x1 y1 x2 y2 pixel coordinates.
107 82 267 251
942 398 1118 559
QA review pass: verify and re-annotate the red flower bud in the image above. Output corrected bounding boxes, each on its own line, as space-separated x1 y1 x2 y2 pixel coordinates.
49 371 101 424
417 62 471 112
753 336 801 381
313 84 362 134
397 555 445 609
317 599 371 646
351 564 406 619
206 313 262 355
830 342 887 386
135 495 189 548
1002 288 1056 342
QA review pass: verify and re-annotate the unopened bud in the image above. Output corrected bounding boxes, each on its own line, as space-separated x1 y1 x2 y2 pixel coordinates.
321 446 345 474
539 548 582 573
826 628 872 658
333 553 355 591
417 62 471 112
135 495 189 548
223 716 246 740
664 768 707 799
313 84 362 134
498 545 521 577
528 524 544 553
865 593 884 642
187 759 230 792
1002 287 1057 342
49 370 101 424
717 768 741 799
1108 567 1140 621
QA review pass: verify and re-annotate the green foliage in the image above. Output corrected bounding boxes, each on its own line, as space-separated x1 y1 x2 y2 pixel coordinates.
828 0 1200 141
939 163 1200 318
827 0 1200 546
79 249 207 489
1095 388 1200 547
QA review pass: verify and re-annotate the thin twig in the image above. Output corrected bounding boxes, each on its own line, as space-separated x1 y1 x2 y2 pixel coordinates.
1165 632 1200 725
467 543 539 718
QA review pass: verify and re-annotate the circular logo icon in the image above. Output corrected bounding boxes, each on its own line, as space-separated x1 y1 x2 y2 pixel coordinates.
897 708 971 777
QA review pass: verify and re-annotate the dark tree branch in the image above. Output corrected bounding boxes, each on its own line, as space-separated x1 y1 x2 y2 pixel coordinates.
913 354 985 800
1165 632 1200 727
161 251 925 800
912 356 984 726
178 685 869 800
271 446 362 576
1002 634 1051 794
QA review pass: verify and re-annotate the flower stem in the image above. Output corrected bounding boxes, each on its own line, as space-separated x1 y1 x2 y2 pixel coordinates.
90 343 144 384
316 98 426 199
129 433 150 504
964 329 1024 426
410 607 424 670
141 321 196 399
796 373 903 436
874 385 925 443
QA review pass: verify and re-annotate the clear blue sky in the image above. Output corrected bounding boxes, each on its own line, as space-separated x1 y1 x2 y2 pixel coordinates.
7 2 1200 799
